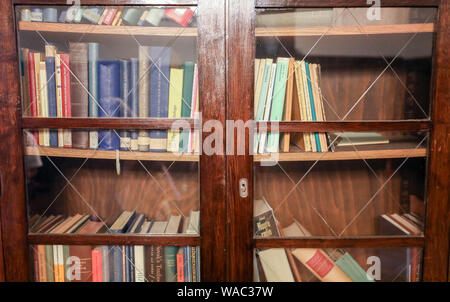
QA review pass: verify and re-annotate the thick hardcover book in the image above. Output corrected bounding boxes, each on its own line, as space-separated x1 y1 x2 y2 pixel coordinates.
164 215 181 282
129 58 139 151
149 47 171 152
60 54 72 147
45 45 58 147
164 8 194 27
54 52 64 147
145 8 165 26
43 8 57 22
88 43 99 149
180 61 195 152
267 57 290 153
69 42 89 149
98 60 121 150
138 46 150 151
82 8 102 24
122 8 143 26
119 60 131 150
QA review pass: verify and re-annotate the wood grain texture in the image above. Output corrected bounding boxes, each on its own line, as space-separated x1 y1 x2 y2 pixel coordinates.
255 0 440 8
28 234 200 246
22 117 195 130
254 236 425 248
0 0 29 281
18 22 197 37
197 0 227 282
423 0 449 282
0 212 4 282
226 0 254 282
25 146 199 162
13 0 197 5
256 23 435 36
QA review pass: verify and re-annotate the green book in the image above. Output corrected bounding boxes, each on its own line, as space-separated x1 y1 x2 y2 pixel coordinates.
45 245 54 282
335 252 375 282
179 61 195 152
266 57 289 153
164 246 178 282
122 8 143 26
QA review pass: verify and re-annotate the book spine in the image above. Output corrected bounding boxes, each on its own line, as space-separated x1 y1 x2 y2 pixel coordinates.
92 249 98 282
55 53 64 147
69 42 89 149
134 245 145 282
167 68 184 152
119 60 131 150
122 8 142 26
138 46 150 151
52 245 59 281
101 246 110 282
45 245 54 282
188 64 198 152
149 47 171 152
183 246 189 282
258 63 277 154
34 53 44 145
176 250 184 282
130 58 139 151
37 245 47 282
191 246 197 282
164 246 177 282
63 245 70 282
39 61 50 147
180 61 194 152
43 8 57 22
98 60 121 150
125 245 130 282
32 247 40 282
27 51 39 144
45 46 58 147
60 54 72 148
104 9 118 25
137 10 149 26
305 62 321 152
88 43 99 149
164 8 194 27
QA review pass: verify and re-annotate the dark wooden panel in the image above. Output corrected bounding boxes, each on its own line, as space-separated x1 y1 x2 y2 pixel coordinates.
258 121 431 132
0 0 29 281
12 0 197 5
0 212 5 282
255 0 440 8
197 0 227 282
423 0 449 282
22 117 195 130
254 236 425 248
28 234 200 246
227 0 254 282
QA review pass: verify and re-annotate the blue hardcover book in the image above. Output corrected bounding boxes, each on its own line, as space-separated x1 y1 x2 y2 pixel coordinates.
88 43 99 149
58 10 67 23
119 60 131 150
98 60 121 150
183 246 189 281
149 47 171 152
305 62 322 152
43 8 58 22
129 58 139 151
45 45 58 147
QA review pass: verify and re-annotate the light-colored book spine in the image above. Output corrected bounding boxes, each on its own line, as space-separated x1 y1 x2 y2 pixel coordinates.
134 245 145 282
138 46 150 151
39 61 50 146
188 64 198 153
254 59 266 117
294 61 311 151
258 63 277 154
167 68 184 152
254 58 273 153
301 61 316 152
54 53 64 147
281 58 295 153
88 43 99 149
145 8 165 26
310 63 328 152
34 53 44 145
267 57 289 153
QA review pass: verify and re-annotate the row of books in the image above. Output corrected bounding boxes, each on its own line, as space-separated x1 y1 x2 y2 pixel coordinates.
254 198 372 282
254 197 424 282
30 210 200 282
378 212 423 282
254 58 329 154
20 43 200 153
20 7 195 27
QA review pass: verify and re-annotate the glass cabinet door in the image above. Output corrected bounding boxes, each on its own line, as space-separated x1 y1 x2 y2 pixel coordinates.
252 7 437 282
16 4 201 282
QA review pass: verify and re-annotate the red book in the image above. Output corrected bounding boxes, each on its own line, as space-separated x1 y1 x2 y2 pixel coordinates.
176 252 184 282
91 247 102 282
27 51 39 144
103 8 118 25
91 249 98 282
59 53 72 148
164 8 194 27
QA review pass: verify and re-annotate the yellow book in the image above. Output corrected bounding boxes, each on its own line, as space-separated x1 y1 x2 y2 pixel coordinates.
111 9 123 26
167 68 184 152
254 58 266 117
292 61 310 151
281 58 295 153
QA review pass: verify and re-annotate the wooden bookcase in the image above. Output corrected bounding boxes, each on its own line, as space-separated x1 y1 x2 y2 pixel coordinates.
0 0 448 282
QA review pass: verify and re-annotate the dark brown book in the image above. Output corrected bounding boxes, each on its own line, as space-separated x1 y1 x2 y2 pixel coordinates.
69 221 105 282
145 245 165 282
69 42 89 149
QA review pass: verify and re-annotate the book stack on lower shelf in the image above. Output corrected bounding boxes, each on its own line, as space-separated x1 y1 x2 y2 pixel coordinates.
30 210 200 282
20 42 199 154
20 7 195 27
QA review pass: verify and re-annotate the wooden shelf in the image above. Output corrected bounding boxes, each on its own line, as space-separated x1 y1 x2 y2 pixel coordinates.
18 21 434 37
28 233 200 246
25 146 199 162
255 147 427 162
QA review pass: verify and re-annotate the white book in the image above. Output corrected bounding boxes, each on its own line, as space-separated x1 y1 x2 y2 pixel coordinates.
258 248 295 282
258 63 277 154
186 210 200 234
